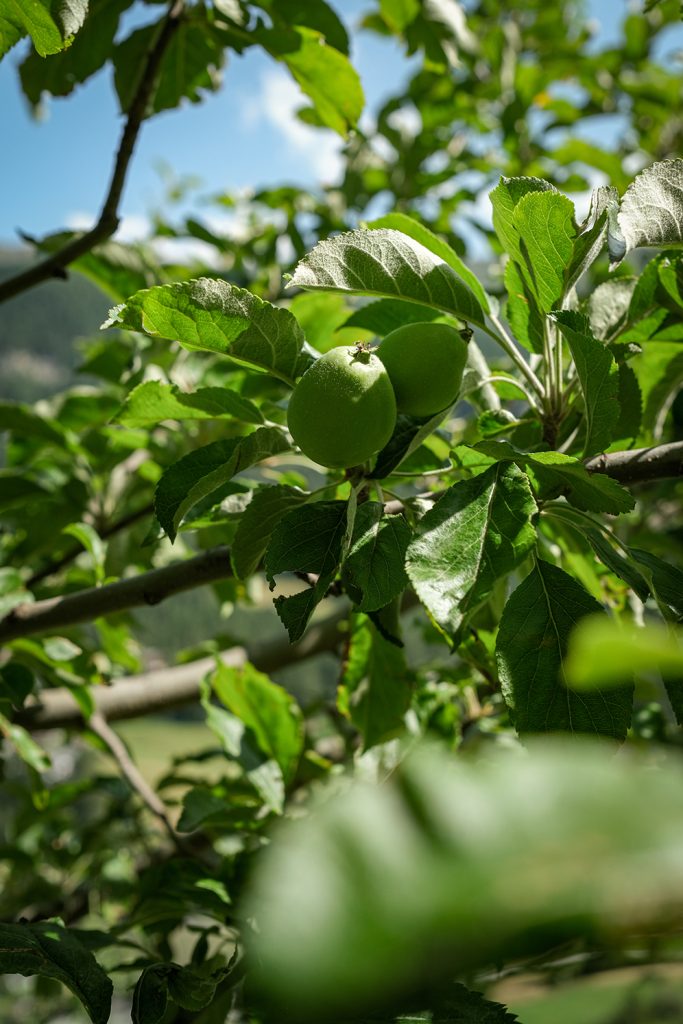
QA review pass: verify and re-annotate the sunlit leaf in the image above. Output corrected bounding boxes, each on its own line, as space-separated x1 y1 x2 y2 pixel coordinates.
406 462 537 640
103 278 305 386
116 380 263 428
288 228 486 329
610 159 683 265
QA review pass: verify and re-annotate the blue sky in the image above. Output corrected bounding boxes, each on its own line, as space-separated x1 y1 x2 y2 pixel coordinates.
0 0 679 248
0 0 414 245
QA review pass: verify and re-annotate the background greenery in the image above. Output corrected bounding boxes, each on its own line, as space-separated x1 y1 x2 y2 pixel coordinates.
1 1 683 1022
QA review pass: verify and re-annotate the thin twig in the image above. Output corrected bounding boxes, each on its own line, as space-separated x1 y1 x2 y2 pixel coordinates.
0 0 185 305
482 313 546 400
88 710 179 839
0 546 232 644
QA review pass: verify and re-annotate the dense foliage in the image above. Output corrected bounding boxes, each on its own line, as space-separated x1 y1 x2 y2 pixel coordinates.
1 1 683 1021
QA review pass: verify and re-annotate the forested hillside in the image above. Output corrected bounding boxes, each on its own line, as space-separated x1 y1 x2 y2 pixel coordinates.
0 250 109 401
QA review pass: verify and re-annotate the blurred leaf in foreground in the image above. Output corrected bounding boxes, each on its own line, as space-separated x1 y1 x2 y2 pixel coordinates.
245 742 683 1020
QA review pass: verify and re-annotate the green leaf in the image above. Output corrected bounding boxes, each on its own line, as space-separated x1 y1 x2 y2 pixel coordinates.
0 470 50 513
658 254 683 309
370 409 449 479
132 964 169 1024
63 522 106 583
630 549 683 621
133 962 226 1024
512 191 576 312
563 185 617 293
116 381 263 428
341 297 441 336
338 613 411 749
0 568 31 619
0 711 50 772
246 743 683 1019
343 503 410 612
0 0 86 58
211 661 304 783
167 964 223 1011
404 984 519 1023
103 278 305 386
520 451 635 515
155 427 290 541
367 212 490 313
200 680 285 813
0 399 66 444
496 559 633 737
551 311 620 457
628 254 664 322
583 529 650 603
612 360 642 446
72 240 163 302
630 340 683 439
587 278 637 341
406 462 537 641
261 25 363 136
379 0 420 32
503 259 544 354
263 0 350 54
610 159 683 265
114 10 225 115
288 228 486 330
177 786 235 833
0 662 34 709
489 175 556 263
564 617 683 690
265 501 348 642
19 0 129 105
0 920 112 1024
231 485 310 579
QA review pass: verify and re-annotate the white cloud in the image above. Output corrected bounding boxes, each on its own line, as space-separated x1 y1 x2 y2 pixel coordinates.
242 66 344 184
64 209 222 267
65 210 151 243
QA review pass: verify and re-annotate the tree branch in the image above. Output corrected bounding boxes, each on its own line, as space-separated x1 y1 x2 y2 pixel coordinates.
0 546 233 645
585 441 683 485
0 0 184 305
5 442 680 646
15 606 349 731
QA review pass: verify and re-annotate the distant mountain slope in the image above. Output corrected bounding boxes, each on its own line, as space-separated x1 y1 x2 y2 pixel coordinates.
0 249 111 402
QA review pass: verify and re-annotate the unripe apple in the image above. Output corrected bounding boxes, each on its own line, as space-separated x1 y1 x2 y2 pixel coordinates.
287 345 397 469
377 322 469 417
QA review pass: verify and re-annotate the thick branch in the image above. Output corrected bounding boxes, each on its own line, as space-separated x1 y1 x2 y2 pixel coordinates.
4 443 680 647
0 1 184 305
15 606 348 731
0 546 233 645
585 441 683 485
